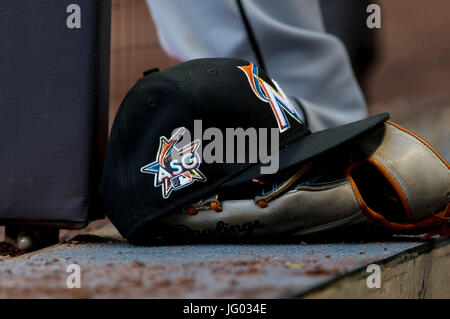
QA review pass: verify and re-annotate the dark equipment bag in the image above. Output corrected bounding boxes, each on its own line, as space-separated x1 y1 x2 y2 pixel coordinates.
0 0 111 239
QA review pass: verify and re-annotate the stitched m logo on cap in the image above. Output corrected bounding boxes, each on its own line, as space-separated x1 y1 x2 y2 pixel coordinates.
140 127 206 199
238 63 303 133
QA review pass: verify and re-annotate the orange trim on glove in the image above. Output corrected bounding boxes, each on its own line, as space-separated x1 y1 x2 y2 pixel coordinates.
345 121 449 236
387 121 449 169
346 160 447 231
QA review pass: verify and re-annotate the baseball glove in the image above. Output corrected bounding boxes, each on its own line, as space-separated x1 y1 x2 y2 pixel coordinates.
152 121 450 240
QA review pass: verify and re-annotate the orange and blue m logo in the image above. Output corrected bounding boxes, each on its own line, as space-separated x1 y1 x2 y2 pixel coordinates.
238 63 303 133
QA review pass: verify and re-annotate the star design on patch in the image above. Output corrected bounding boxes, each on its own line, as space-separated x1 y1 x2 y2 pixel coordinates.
140 127 206 199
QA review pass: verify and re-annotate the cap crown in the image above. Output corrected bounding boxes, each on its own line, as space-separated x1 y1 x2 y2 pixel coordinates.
101 58 309 238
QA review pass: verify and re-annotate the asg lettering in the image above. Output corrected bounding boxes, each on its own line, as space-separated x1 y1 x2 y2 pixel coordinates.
141 127 206 199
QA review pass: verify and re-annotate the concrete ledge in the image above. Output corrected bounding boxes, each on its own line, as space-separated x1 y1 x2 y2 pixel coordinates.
303 240 450 298
0 224 448 298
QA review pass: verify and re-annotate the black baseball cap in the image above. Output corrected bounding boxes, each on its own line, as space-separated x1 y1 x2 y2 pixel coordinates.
100 58 388 241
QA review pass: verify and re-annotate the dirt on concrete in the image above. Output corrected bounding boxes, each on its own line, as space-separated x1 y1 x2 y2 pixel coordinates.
0 243 383 298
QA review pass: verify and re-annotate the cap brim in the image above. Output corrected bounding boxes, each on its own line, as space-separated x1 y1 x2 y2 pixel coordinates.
220 113 389 188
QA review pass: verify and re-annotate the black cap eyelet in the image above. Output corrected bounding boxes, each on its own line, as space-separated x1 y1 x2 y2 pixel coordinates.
207 68 218 74
143 68 160 76
147 98 156 108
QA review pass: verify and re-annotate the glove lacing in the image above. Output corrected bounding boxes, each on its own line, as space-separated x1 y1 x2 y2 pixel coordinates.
183 162 313 215
253 162 312 208
183 194 223 215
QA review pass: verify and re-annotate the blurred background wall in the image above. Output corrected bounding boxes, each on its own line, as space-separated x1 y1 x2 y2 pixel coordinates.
109 0 450 154
366 0 450 105
109 0 173 127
